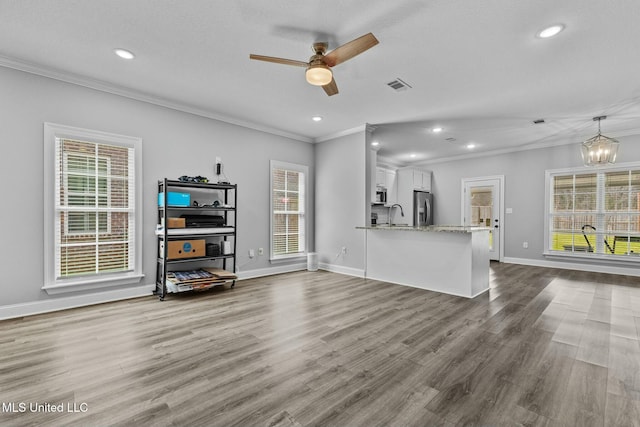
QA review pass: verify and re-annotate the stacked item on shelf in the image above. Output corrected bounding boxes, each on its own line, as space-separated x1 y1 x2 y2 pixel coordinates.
166 268 238 293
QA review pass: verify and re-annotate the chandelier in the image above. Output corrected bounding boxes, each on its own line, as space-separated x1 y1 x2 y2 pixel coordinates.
581 115 619 166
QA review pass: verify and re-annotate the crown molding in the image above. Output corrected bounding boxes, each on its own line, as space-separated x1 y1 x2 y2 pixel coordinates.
314 124 367 143
0 54 313 143
413 128 640 166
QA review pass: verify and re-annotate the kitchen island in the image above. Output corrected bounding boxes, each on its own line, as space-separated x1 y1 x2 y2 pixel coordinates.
357 225 490 298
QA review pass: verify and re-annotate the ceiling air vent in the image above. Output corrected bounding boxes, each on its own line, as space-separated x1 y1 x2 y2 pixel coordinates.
387 78 412 92
445 137 457 142
533 119 545 124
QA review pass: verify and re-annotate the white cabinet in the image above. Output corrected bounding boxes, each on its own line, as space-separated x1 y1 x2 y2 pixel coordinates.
376 167 386 187
410 169 431 192
398 168 431 191
421 170 432 191
370 150 377 204
373 166 397 205
413 171 423 189
385 169 397 204
396 168 432 225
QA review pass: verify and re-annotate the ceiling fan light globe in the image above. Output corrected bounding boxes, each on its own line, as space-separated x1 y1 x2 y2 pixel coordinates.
306 65 332 86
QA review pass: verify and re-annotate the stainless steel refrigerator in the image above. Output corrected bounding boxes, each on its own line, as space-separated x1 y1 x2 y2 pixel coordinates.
414 191 434 226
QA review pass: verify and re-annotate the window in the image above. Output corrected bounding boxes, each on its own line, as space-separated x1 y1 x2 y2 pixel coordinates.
64 153 111 236
545 163 640 261
270 161 307 260
44 123 143 293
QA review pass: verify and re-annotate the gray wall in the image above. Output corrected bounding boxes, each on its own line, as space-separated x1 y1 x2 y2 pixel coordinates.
426 136 640 274
0 66 314 307
2 62 637 312
314 131 366 274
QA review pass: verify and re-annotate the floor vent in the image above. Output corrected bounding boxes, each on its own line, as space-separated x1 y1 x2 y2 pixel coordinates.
387 78 412 92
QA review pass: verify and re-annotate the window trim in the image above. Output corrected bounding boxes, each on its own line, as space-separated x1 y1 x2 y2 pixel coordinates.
544 161 640 264
43 123 144 294
269 160 308 261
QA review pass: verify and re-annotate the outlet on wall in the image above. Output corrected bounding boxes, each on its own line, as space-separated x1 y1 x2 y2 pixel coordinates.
249 249 255 258
522 242 528 249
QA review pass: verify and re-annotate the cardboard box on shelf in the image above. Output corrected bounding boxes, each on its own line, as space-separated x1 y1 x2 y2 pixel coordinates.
161 239 206 259
167 217 186 228
203 267 237 280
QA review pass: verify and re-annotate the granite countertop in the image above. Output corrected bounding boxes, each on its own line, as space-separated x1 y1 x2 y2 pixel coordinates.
357 225 491 233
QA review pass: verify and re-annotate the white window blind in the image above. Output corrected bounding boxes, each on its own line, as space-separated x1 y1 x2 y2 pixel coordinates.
546 163 640 259
271 161 307 259
55 138 135 278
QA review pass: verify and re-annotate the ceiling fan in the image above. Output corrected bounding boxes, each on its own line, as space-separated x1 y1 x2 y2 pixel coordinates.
250 32 379 96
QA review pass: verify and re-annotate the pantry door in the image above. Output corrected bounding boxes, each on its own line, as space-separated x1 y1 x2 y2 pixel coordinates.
462 176 504 262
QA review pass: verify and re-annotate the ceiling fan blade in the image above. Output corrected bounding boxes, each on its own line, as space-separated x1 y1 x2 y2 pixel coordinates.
249 54 308 68
323 33 379 67
322 78 339 96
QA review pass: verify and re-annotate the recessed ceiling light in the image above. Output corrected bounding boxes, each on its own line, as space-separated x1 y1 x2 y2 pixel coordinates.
410 153 417 158
537 24 565 39
371 141 379 146
466 143 476 149
114 48 135 60
431 127 443 133
312 116 323 122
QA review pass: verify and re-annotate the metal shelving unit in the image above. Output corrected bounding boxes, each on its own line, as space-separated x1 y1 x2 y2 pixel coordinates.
154 179 237 300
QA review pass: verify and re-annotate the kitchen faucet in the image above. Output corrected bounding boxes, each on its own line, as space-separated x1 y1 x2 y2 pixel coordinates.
388 203 404 225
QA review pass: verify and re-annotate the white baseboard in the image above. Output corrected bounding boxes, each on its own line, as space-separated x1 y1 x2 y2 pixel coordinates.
0 284 156 321
237 263 307 280
363 273 489 299
0 263 340 321
318 263 365 278
238 263 365 280
503 257 640 277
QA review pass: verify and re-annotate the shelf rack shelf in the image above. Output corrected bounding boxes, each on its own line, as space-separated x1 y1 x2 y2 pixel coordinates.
154 179 237 300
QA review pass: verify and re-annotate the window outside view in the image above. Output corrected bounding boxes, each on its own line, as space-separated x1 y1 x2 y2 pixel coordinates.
550 169 640 257
272 167 305 257
470 186 494 250
57 138 134 277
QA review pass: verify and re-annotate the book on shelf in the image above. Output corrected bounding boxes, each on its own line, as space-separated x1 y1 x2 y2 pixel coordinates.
167 268 237 285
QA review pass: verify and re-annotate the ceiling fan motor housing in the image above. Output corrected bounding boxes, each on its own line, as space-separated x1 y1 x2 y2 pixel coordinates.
312 42 328 55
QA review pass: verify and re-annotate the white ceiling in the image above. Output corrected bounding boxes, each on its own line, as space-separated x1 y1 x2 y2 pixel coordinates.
2 0 640 164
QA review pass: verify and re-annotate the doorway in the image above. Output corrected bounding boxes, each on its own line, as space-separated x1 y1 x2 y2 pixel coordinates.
461 176 504 262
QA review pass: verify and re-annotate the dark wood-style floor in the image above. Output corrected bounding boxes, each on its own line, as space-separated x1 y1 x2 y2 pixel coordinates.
1 263 639 427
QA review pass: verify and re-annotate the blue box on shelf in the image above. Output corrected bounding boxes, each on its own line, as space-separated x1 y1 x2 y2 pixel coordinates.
158 192 191 207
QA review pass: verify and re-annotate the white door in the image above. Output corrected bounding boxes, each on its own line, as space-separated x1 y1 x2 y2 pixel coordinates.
462 176 504 261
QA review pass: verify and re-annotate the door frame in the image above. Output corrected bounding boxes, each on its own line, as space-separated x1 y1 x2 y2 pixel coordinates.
461 175 505 262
